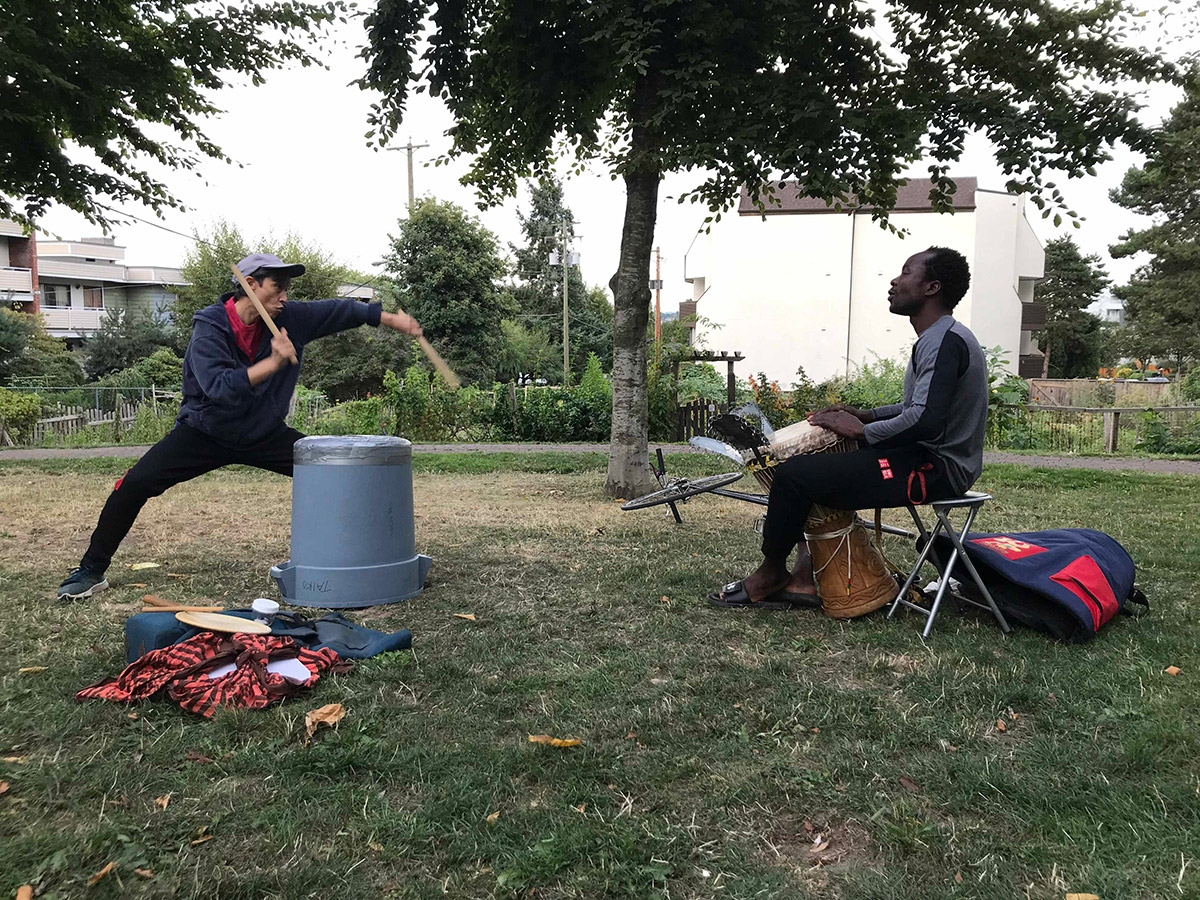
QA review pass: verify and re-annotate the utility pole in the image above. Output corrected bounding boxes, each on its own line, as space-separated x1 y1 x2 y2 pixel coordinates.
654 246 662 355
388 138 430 214
562 216 571 386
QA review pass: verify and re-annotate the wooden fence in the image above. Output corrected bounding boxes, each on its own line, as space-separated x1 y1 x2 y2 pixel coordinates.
676 399 722 441
30 402 140 444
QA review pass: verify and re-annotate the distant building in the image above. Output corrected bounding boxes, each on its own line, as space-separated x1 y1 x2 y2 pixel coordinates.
683 178 1046 384
3 222 188 347
35 235 187 346
0 220 38 308
1087 292 1125 325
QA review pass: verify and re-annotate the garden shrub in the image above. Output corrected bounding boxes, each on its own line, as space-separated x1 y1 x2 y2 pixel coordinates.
0 387 42 442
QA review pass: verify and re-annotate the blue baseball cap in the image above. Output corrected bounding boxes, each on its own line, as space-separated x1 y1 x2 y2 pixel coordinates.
233 253 306 283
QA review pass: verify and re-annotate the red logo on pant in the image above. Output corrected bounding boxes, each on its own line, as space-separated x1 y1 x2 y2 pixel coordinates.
114 468 130 491
878 458 890 468
881 468 893 480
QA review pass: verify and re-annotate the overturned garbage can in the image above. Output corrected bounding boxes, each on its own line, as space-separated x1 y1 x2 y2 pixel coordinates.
270 436 432 608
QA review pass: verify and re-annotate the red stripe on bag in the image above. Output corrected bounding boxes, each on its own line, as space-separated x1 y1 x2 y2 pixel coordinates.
1050 555 1120 630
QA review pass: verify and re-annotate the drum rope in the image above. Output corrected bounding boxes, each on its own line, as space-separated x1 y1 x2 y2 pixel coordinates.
804 521 856 595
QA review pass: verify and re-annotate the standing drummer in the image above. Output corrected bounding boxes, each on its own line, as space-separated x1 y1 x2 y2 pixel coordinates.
57 253 424 600
710 246 988 609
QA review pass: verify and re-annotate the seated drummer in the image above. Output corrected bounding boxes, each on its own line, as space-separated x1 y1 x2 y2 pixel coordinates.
710 246 988 609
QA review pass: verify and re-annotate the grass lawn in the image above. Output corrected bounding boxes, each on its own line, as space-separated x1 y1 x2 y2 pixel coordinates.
0 454 1197 899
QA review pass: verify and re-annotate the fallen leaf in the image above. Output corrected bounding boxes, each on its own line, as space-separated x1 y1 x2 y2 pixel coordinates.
1065 895 1100 900
134 868 155 879
615 498 626 503
167 573 188 578
802 820 814 833
368 841 384 852
572 803 586 813
18 667 46 675
486 811 500 824
899 775 922 794
88 861 118 886
810 726 820 733
528 734 582 748
129 583 148 588
0 781 9 795
129 562 160 571
127 712 139 720
154 793 171 810
453 613 477 621
954 872 963 884
995 719 1007 733
1165 665 1181 676
17 886 32 900
659 595 671 604
1 756 27 764
809 840 830 854
305 703 346 743
185 751 213 765
190 834 213 846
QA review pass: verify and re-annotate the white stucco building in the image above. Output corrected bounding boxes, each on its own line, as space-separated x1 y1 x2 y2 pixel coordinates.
682 178 1046 384
1087 291 1125 325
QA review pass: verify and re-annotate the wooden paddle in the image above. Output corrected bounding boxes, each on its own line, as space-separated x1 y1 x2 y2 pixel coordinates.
228 263 298 364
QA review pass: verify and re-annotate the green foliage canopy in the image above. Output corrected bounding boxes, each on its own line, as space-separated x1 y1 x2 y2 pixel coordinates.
1037 236 1112 378
359 0 1178 495
83 309 175 380
0 308 36 384
381 199 515 386
1111 74 1200 370
0 0 343 229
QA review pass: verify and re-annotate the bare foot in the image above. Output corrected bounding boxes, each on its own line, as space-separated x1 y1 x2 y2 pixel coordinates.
786 548 818 595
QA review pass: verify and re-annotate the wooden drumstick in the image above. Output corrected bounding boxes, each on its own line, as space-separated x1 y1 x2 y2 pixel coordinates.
395 304 461 389
228 263 298 364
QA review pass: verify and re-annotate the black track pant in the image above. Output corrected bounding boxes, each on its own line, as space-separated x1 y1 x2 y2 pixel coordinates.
80 421 304 574
760 445 956 559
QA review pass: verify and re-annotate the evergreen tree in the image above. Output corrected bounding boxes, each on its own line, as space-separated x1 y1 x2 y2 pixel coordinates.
1037 236 1111 378
1110 75 1200 371
382 199 515 386
84 309 175 380
510 179 613 379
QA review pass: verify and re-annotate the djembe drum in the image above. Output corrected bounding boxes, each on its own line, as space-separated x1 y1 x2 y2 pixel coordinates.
747 420 896 618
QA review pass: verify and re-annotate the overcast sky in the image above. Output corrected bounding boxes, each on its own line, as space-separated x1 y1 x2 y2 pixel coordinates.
36 8 1196 312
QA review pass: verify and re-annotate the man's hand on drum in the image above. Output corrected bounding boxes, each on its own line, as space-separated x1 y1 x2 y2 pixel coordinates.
807 403 875 423
807 409 866 440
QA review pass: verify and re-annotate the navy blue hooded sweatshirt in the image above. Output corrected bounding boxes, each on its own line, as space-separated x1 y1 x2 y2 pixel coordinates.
178 294 382 447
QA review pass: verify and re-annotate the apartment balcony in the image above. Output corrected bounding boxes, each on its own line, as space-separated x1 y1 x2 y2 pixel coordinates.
0 266 33 294
42 306 106 335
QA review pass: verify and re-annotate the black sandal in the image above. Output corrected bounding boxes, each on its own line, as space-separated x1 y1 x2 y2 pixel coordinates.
707 580 798 610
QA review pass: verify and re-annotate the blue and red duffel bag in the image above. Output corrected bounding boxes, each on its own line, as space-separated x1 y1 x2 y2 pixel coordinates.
932 528 1148 642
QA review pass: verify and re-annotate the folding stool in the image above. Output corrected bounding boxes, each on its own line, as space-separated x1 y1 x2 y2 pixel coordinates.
887 491 1012 638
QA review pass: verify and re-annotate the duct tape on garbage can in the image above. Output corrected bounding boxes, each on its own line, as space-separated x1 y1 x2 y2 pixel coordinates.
294 435 413 466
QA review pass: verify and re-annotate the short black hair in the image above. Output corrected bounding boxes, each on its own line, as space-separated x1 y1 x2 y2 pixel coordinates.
235 267 292 298
921 246 970 309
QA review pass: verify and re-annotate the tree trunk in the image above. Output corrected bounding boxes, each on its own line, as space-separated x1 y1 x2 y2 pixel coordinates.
605 167 660 498
1041 342 1050 379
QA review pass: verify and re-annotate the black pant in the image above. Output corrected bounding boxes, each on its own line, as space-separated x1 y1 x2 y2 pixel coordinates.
761 445 956 559
81 421 304 573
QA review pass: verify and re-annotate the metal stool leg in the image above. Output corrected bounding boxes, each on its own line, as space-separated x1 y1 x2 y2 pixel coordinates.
934 506 1012 634
888 508 943 620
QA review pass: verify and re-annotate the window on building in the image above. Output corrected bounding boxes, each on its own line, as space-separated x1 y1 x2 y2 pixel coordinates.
83 286 104 308
42 284 63 307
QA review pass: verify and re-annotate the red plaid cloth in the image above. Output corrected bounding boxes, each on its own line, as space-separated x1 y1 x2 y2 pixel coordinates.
77 632 351 718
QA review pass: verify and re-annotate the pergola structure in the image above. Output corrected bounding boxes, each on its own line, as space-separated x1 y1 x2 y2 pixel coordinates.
671 350 745 408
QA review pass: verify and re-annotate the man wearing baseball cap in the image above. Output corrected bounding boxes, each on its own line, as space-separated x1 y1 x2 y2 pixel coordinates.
58 253 423 599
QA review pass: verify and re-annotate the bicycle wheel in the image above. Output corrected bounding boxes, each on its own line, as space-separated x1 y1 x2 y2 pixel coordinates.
620 471 744 511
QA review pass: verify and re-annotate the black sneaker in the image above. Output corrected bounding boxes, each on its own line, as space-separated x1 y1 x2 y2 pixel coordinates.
57 566 109 600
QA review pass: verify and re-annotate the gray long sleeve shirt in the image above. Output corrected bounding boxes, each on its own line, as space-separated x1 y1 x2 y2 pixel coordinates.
861 315 988 494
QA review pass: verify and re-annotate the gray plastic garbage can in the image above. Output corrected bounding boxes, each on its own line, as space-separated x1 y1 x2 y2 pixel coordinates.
270 436 432 608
